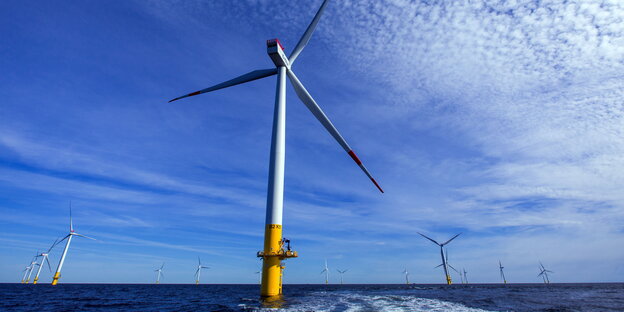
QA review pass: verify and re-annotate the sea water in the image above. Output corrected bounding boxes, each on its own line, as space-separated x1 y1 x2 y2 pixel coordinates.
1 283 623 311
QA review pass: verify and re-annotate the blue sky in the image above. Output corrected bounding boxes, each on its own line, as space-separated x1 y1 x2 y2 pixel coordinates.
1 0 623 284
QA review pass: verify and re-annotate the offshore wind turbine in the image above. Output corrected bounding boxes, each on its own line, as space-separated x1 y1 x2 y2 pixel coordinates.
336 269 348 285
168 0 383 298
462 268 468 284
20 255 36 283
155 263 164 284
21 265 31 284
403 268 410 285
418 232 461 285
499 260 507 284
194 257 210 285
442 249 461 283
33 239 58 284
25 258 39 284
51 203 96 285
320 260 329 284
538 262 553 284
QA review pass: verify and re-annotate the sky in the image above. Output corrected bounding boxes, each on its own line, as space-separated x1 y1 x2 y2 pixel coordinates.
1 0 623 284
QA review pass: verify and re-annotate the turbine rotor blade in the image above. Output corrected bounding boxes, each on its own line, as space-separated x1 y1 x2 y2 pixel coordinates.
442 233 462 246
434 263 444 268
287 70 383 193
289 0 331 65
47 238 60 253
74 233 96 240
448 264 459 273
69 201 73 232
52 235 70 249
45 257 52 272
418 232 440 246
169 68 278 102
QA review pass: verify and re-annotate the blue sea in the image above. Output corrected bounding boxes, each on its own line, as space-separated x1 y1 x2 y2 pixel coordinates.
1 283 623 311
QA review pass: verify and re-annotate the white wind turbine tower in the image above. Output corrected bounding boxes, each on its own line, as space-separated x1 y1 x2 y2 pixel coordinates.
336 269 348 285
51 203 96 285
403 268 410 285
33 239 58 284
320 260 329 285
194 257 210 285
168 0 383 298
155 263 164 284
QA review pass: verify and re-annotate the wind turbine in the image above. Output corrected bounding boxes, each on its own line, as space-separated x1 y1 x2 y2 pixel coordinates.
538 262 553 284
21 265 31 284
51 203 96 285
442 248 460 283
255 271 261 285
155 263 164 284
402 268 410 285
194 257 210 285
462 268 468 284
168 0 383 298
499 260 507 284
33 239 58 284
25 257 39 284
419 232 461 285
336 269 348 285
320 260 329 284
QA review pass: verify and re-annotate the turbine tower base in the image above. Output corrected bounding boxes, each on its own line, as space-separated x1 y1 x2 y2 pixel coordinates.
446 275 452 285
33 277 38 284
257 225 298 298
51 272 60 286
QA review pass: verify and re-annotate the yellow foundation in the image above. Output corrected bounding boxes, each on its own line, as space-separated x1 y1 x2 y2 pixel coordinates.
446 275 452 285
33 277 38 284
258 224 297 298
51 272 60 286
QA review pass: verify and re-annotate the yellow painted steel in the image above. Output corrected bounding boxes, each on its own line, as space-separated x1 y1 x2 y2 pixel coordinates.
51 272 60 286
33 278 38 284
258 224 297 298
446 274 452 285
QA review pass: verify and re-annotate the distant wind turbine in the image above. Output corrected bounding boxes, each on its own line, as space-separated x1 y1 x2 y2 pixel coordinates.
441 248 461 283
336 269 348 285
155 263 164 284
320 260 329 284
419 232 461 285
538 262 553 284
33 239 58 284
51 202 96 285
21 264 31 284
462 268 468 284
168 0 383 298
403 268 410 285
194 257 210 285
499 260 507 284
255 271 261 285
22 255 38 284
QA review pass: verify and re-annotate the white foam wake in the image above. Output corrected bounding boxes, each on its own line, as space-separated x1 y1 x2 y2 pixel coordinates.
242 292 496 312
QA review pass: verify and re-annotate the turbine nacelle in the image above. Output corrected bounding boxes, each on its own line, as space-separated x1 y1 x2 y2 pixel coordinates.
267 38 290 68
